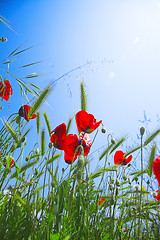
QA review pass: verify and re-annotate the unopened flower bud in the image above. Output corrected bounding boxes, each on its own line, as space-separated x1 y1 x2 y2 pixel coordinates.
16 116 21 124
147 180 150 185
115 187 119 196
111 137 116 144
116 179 120 186
110 196 115 205
123 174 127 181
35 148 39 154
101 125 107 134
111 178 114 184
128 178 131 184
140 127 145 136
25 155 30 161
77 154 84 169
77 170 82 181
48 142 53 149
21 137 26 143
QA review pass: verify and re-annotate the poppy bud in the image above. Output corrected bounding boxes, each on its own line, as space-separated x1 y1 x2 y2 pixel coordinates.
35 148 39 154
116 179 120 186
77 170 82 181
123 174 127 181
101 125 106 134
134 176 138 182
77 154 84 169
115 187 119 196
16 115 21 124
111 137 116 144
25 155 30 161
147 180 150 185
21 137 26 143
109 184 113 190
51 181 55 187
140 127 145 136
34 168 38 176
111 178 114 184
62 168 65 173
128 178 131 184
48 142 53 149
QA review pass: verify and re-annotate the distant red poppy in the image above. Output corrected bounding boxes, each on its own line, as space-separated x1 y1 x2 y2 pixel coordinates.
18 105 36 122
153 156 160 186
114 150 132 166
156 190 160 200
76 110 102 133
0 80 13 101
64 132 91 164
3 159 14 168
50 123 66 150
98 198 105 205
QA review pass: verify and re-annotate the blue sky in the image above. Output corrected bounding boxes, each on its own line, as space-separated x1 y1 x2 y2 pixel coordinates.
1 0 160 171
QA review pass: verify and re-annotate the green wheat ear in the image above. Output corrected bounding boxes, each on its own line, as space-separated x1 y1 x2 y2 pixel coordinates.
36 112 40 135
41 129 45 156
43 112 51 137
80 81 87 111
147 144 156 177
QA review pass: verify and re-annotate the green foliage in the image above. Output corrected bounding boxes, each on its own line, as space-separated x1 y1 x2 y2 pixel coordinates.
43 112 51 137
147 144 156 177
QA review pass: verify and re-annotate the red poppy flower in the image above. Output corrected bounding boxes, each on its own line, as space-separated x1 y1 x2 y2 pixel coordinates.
152 156 160 186
18 105 36 122
50 123 66 150
156 190 160 201
76 110 102 133
98 198 105 205
0 80 13 101
64 132 91 164
114 150 132 165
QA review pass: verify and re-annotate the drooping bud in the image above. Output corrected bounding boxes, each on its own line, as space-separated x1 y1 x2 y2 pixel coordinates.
111 137 116 144
101 125 107 134
123 174 127 181
16 115 21 124
140 127 145 136
35 148 39 154
115 187 119 196
77 170 82 181
116 179 120 186
48 142 53 149
25 155 30 162
77 154 84 169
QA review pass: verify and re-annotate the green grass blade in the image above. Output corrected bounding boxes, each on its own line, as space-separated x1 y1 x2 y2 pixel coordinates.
41 129 45 156
66 118 72 135
144 129 160 146
45 154 61 165
36 112 40 135
28 87 51 118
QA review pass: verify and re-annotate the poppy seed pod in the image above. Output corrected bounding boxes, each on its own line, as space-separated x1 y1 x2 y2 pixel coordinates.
140 127 145 136
77 154 84 168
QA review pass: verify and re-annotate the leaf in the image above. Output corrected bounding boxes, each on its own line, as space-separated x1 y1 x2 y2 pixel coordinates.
89 166 117 179
41 129 45 156
109 137 126 154
147 144 156 177
1 119 19 143
123 145 141 158
130 169 147 177
34 184 48 194
43 112 51 137
144 129 160 146
11 160 39 179
99 144 113 161
28 87 51 118
45 154 61 165
80 81 87 111
66 118 72 135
